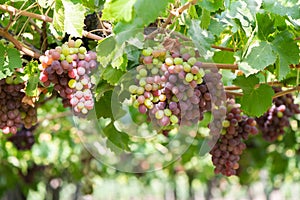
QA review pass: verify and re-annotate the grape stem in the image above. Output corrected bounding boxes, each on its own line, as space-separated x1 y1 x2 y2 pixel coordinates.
211 45 236 52
202 63 238 70
0 27 41 58
38 111 73 123
161 0 197 28
225 86 300 99
0 4 103 41
225 82 282 90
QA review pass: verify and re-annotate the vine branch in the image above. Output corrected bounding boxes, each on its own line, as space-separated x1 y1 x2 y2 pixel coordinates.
0 4 103 41
225 86 300 99
0 27 41 58
162 0 197 28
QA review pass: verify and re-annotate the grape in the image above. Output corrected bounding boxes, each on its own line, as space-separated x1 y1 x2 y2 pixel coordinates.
210 99 258 176
39 40 98 117
0 79 38 135
256 87 300 142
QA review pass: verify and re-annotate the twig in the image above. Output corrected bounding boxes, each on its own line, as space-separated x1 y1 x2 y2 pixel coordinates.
202 63 238 70
161 0 197 28
224 82 282 90
38 111 73 123
211 45 236 52
226 86 300 99
272 86 300 99
0 27 41 58
0 4 103 41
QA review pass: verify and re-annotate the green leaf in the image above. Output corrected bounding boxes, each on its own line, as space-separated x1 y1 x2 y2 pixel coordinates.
263 0 300 19
271 30 300 80
103 122 130 151
95 80 114 101
24 61 40 96
256 13 275 41
213 51 235 64
0 43 5 70
95 90 113 119
187 19 214 56
102 66 125 85
233 75 274 116
62 0 86 37
240 84 274 117
102 0 136 22
200 9 211 29
7 48 22 70
198 0 224 12
53 0 64 33
96 36 117 67
233 74 258 94
240 41 277 76
134 0 169 26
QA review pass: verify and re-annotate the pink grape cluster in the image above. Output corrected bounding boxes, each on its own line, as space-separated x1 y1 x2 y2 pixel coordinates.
129 46 215 133
256 87 300 142
0 78 37 134
210 99 258 176
39 39 97 116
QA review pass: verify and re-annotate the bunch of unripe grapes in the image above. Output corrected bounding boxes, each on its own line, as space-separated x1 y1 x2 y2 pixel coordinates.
129 45 219 133
0 78 37 134
8 125 36 150
39 39 97 116
256 87 300 142
209 99 258 176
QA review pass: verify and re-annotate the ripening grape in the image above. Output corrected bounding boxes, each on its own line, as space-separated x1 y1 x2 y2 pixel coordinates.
209 99 258 176
256 87 300 142
128 41 225 134
39 39 98 116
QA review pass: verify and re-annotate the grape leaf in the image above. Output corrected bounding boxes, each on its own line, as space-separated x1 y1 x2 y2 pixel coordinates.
102 66 125 85
271 30 300 80
200 9 211 29
24 61 40 97
96 36 117 67
0 43 5 70
95 80 114 101
233 74 258 94
62 0 85 37
263 0 300 19
7 48 22 70
213 51 235 64
102 0 136 22
53 0 64 33
103 122 130 151
256 13 275 41
187 19 214 56
198 0 224 12
240 41 277 76
134 0 169 26
95 90 113 119
233 75 274 116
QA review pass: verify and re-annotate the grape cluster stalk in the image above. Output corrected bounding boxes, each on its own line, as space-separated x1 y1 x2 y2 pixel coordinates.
39 39 97 116
0 78 37 134
209 99 258 176
256 87 300 142
128 44 225 134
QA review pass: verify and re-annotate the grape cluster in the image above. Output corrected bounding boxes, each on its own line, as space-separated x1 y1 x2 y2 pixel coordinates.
0 78 37 134
210 99 258 176
8 125 36 150
256 87 300 142
39 39 97 116
129 45 222 133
